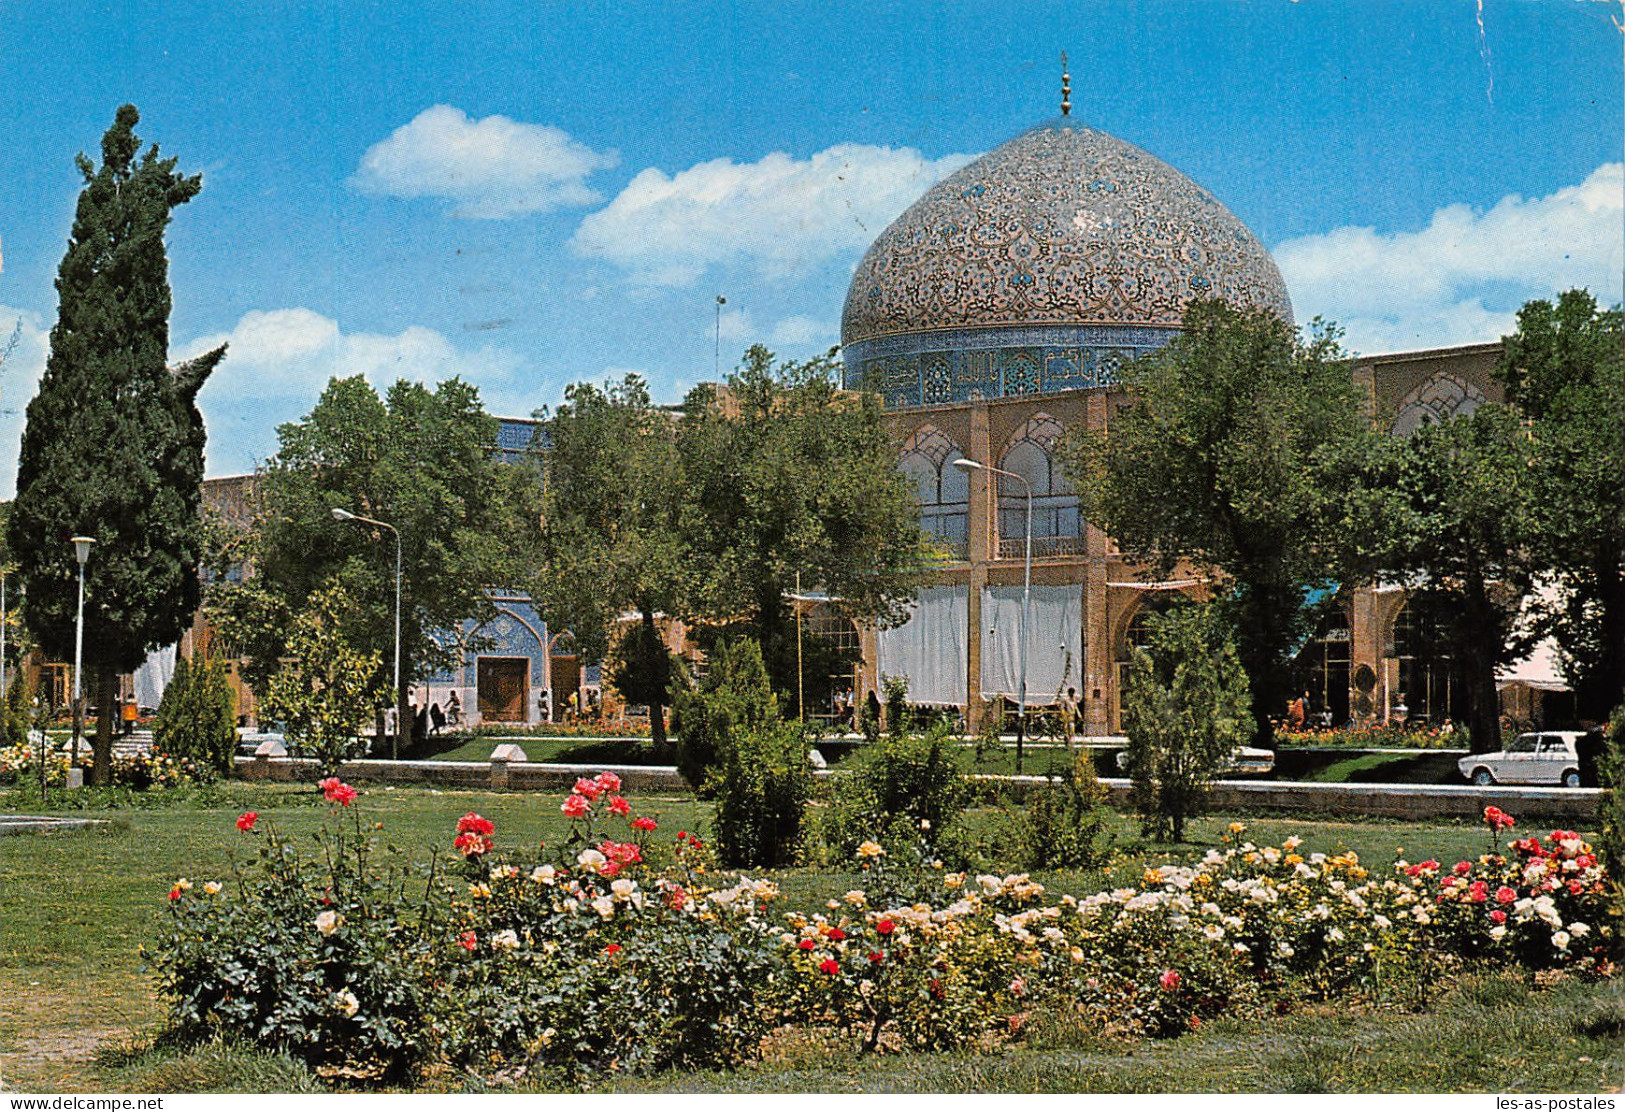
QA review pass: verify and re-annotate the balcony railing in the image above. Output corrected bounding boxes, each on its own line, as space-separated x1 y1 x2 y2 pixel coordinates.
997 534 1085 559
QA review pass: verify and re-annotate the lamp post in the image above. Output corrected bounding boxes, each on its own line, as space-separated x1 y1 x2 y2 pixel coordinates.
952 458 1032 773
70 535 94 774
332 508 402 759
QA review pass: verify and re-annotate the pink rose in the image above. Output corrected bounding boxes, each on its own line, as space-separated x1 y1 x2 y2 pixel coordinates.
1159 969 1181 992
595 771 622 794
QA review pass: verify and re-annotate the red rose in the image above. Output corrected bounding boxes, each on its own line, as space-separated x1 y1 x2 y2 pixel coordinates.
876 919 895 936
608 795 631 816
561 794 591 819
319 778 358 806
236 811 258 832
454 832 494 858
1452 860 1472 876
456 812 494 836
828 927 846 942
1159 969 1181 991
595 771 622 794
677 831 688 840
1495 886 1517 904
868 951 884 964
605 943 623 956
1490 909 1507 924
572 777 601 801
168 886 182 901
819 958 840 975
458 931 477 951
632 816 657 832
798 938 816 951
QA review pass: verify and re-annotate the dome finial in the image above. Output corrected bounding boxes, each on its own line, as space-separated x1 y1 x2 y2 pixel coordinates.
1060 51 1071 116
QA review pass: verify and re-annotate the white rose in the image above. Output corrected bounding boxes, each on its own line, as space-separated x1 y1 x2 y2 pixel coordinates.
492 929 520 951
333 990 359 1018
591 896 615 919
315 910 343 936
577 849 607 870
532 864 557 884
611 878 637 900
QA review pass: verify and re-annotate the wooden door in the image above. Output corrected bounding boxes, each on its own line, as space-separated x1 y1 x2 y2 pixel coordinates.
477 657 529 723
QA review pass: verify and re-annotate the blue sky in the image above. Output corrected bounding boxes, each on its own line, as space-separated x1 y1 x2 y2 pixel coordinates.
0 1 1620 490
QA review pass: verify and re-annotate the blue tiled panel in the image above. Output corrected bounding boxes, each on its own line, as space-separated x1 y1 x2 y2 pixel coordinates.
841 324 1176 407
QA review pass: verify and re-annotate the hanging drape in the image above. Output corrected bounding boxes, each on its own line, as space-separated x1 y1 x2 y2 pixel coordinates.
876 585 969 707
132 643 177 710
979 584 1083 705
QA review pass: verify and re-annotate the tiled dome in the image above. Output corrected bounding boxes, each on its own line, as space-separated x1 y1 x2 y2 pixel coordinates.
841 120 1292 348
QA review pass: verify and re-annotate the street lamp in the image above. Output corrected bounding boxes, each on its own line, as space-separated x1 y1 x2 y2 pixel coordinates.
953 458 1033 773
332 508 402 759
70 535 94 773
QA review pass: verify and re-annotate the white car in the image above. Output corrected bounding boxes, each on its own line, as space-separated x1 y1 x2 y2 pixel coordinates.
1458 731 1584 788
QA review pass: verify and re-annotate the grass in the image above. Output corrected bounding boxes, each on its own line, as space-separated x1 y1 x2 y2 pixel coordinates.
0 780 1610 1092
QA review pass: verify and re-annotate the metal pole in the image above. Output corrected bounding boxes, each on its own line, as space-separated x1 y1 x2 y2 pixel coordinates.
1018 478 1032 775
796 571 805 723
2 571 8 701
392 526 401 761
72 556 85 771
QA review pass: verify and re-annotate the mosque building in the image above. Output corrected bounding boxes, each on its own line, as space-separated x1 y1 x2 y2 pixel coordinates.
143 82 1551 737
835 79 1523 736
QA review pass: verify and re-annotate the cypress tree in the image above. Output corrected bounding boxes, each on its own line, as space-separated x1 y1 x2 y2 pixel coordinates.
7 105 224 784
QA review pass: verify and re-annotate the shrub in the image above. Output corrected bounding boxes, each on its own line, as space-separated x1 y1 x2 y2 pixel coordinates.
818 724 973 866
1018 753 1114 871
151 782 435 1084
0 669 32 748
712 716 812 868
669 638 777 793
1122 603 1251 842
882 673 909 738
153 654 237 779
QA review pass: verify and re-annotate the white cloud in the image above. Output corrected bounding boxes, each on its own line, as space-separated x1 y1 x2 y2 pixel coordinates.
352 105 618 219
716 308 756 343
571 143 976 286
1275 163 1624 354
0 306 53 497
174 308 523 475
768 314 833 349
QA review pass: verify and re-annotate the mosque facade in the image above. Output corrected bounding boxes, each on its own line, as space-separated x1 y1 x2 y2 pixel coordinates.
837 110 1519 735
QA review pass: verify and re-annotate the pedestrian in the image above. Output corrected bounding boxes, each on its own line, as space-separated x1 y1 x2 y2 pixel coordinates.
446 691 463 728
537 689 549 722
1059 686 1079 752
429 701 446 736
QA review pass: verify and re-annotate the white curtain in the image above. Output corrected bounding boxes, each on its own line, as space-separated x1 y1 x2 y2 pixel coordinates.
877 585 969 706
132 643 177 710
980 584 1083 705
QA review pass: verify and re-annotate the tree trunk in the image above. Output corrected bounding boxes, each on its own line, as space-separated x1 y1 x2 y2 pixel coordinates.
642 608 669 749
93 667 117 786
1579 556 1625 724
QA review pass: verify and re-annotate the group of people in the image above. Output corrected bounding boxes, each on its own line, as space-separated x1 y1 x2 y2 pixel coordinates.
413 691 463 738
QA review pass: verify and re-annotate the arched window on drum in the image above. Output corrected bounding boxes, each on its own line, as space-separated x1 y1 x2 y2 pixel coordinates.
997 414 1081 557
898 426 969 559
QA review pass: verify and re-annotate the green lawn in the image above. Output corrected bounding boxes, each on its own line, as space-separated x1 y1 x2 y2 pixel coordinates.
0 781 1615 1092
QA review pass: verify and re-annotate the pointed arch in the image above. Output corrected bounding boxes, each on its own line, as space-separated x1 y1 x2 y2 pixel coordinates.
1390 373 1486 437
897 423 969 557
995 412 1080 554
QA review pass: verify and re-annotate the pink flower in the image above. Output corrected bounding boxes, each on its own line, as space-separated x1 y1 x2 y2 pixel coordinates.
1159 969 1181 992
561 794 591 819
1495 886 1517 904
454 832 494 858
595 771 622 794
819 958 840 975
1490 909 1507 924
1452 860 1472 876
456 812 494 836
1483 806 1515 831
1468 880 1489 903
572 777 601 801
632 816 658 832
319 778 358 806
236 811 258 832
607 795 631 817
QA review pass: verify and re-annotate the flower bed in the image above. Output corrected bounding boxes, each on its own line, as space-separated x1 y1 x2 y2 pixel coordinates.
0 740 210 789
151 778 1613 1086
1276 721 1468 749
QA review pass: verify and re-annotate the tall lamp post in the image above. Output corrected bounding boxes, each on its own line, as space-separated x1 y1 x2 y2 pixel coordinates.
331 508 402 759
953 458 1032 773
70 536 94 773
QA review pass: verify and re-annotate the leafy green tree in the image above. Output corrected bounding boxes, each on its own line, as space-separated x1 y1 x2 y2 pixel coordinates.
7 104 224 784
677 345 929 703
531 375 688 744
261 582 389 773
1497 290 1625 723
711 717 812 869
207 375 537 749
153 653 238 777
1121 603 1251 843
1060 300 1367 748
1341 404 1542 752
669 637 778 792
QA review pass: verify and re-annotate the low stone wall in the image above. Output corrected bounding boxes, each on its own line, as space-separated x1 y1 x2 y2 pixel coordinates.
237 755 1604 822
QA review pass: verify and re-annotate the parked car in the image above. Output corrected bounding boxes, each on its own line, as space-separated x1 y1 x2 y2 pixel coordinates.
1458 731 1585 788
236 723 288 756
1116 745 1274 776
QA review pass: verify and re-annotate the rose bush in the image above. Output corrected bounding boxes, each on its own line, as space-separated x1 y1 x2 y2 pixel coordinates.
152 789 1613 1085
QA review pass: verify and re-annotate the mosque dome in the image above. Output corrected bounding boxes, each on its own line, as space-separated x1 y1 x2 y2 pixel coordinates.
840 118 1293 407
